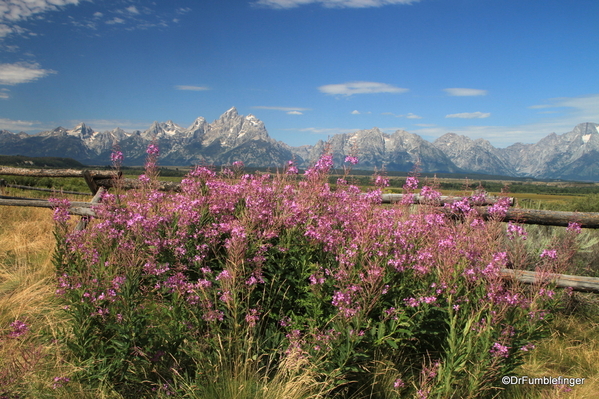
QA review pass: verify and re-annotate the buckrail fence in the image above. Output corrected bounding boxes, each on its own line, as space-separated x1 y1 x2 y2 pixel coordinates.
2 166 599 293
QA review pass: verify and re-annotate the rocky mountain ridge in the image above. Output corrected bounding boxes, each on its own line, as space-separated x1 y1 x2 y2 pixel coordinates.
433 122 599 180
0 107 598 180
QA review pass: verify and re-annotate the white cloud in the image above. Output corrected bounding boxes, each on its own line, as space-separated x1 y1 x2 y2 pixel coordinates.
446 112 491 119
444 88 488 97
319 81 408 96
252 106 311 112
382 112 403 117
125 6 139 15
254 0 419 9
296 127 357 135
534 94 599 124
0 117 42 131
65 119 151 132
0 23 14 38
106 17 125 25
0 62 56 85
0 0 80 23
93 11 103 18
381 112 419 118
528 104 554 109
175 85 211 91
0 88 9 99
351 110 360 114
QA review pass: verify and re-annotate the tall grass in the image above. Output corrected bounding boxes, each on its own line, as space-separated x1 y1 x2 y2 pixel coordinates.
0 206 61 395
0 198 124 397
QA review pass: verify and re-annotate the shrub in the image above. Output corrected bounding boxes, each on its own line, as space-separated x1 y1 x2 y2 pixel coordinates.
50 149 576 398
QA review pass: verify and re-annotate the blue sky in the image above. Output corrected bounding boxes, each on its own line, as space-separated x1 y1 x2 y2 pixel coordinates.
0 0 598 148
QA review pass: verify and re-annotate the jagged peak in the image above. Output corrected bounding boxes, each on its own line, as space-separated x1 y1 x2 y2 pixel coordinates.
573 122 599 135
69 122 95 136
188 116 207 131
222 107 238 117
435 132 470 142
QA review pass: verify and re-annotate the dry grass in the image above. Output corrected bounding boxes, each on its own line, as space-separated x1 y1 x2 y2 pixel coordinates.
504 295 599 398
0 202 97 397
0 206 56 321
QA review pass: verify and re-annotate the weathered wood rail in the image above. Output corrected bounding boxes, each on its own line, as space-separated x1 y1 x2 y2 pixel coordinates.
94 178 182 192
0 167 116 178
0 166 119 194
500 268 599 293
441 207 599 229
380 193 516 206
0 198 95 216
0 180 91 196
0 166 114 218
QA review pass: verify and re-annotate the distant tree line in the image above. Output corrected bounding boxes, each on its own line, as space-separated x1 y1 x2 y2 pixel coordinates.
0 155 85 168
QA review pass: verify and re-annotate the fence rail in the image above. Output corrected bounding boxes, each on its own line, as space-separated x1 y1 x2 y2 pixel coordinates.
0 198 95 216
0 166 116 178
500 268 599 293
0 179 91 196
441 207 599 229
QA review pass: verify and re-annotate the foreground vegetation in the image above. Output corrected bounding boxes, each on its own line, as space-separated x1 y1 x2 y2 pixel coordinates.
1 152 599 398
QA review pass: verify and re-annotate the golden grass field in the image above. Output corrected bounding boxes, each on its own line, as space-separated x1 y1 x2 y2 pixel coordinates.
1 186 598 398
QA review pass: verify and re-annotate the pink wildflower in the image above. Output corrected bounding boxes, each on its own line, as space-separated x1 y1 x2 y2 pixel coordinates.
404 176 419 191
8 320 29 338
146 143 159 156
490 342 510 358
394 378 405 389
540 249 557 259
344 155 359 165
374 175 390 187
52 376 70 389
567 222 582 234
49 197 71 224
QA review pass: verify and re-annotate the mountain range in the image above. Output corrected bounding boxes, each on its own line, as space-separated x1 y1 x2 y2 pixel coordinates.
1 107 598 181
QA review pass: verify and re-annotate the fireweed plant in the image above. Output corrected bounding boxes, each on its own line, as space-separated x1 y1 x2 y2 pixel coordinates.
50 146 579 398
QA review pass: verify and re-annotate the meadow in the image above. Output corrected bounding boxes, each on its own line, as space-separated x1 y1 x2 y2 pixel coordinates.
1 152 599 398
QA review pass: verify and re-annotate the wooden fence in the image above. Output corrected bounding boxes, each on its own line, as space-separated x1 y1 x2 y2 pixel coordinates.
2 166 599 293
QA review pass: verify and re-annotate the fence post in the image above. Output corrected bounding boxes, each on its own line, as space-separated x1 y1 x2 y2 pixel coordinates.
82 170 99 195
74 187 105 231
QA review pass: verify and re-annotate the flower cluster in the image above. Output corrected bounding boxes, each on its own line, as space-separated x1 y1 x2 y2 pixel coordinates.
540 249 558 259
52 376 70 389
344 155 359 165
489 342 510 358
7 320 29 338
49 197 71 224
146 143 159 156
404 176 419 191
110 149 124 165
506 221 527 240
